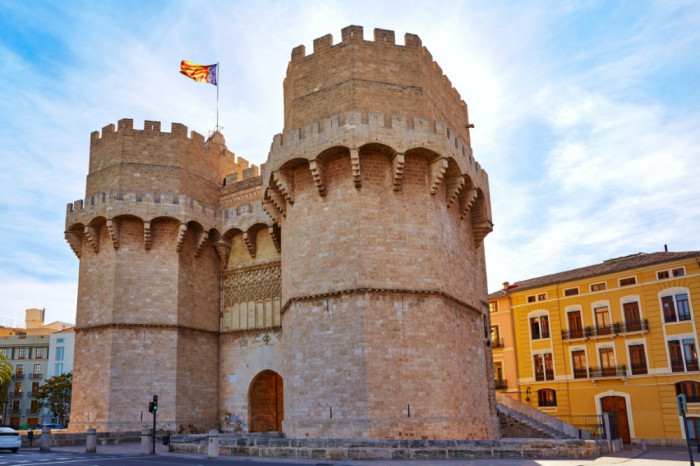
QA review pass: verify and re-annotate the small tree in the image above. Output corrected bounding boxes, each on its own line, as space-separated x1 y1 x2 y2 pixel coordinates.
0 354 12 425
34 372 72 426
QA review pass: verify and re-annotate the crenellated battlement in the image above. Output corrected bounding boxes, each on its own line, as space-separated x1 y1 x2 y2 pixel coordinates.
90 119 205 145
268 110 486 188
289 26 464 110
66 189 272 236
284 26 471 143
86 119 257 204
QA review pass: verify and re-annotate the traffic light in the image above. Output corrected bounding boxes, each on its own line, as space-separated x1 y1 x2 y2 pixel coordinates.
148 402 154 413
152 395 158 411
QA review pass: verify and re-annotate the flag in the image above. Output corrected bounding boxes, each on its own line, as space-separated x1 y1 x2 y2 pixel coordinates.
180 60 218 85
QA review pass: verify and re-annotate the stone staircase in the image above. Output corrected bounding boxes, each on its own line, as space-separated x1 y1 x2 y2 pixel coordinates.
496 392 579 440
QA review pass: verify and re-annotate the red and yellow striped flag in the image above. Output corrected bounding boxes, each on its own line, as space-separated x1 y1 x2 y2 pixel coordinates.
180 60 218 85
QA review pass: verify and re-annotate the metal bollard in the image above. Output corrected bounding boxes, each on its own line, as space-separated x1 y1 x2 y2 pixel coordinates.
40 426 51 452
207 429 219 459
140 429 152 455
86 428 97 453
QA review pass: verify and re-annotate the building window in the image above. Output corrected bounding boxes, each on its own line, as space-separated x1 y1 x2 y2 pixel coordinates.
537 388 557 407
662 292 691 322
534 353 554 381
57 338 64 343
55 347 65 362
15 365 23 376
572 350 587 379
567 310 583 339
623 301 642 331
564 287 579 297
673 268 685 277
676 381 700 403
55 363 64 376
494 361 504 385
619 277 636 287
32 364 41 379
599 347 616 376
629 344 647 375
30 400 38 414
669 339 699 372
489 302 498 313
658 270 670 280
591 282 607 292
18 348 26 359
530 315 550 340
527 295 536 303
0 348 8 358
538 293 547 301
31 382 39 396
13 382 21 395
595 306 612 335
491 326 503 347
35 348 44 359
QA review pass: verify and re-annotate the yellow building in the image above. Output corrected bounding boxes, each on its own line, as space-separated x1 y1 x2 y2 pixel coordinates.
491 250 700 445
489 289 520 400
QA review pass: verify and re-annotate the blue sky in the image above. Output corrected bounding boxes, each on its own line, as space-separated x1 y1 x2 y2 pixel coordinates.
0 1 698 326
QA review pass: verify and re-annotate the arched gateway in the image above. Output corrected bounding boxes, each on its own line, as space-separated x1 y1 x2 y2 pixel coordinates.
248 370 283 432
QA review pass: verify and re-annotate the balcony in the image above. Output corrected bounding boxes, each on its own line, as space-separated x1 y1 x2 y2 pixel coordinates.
573 368 588 379
29 373 42 380
588 365 627 378
11 374 24 380
630 363 648 375
492 338 505 348
672 359 699 373
10 392 22 398
494 379 507 390
561 319 649 341
534 370 555 382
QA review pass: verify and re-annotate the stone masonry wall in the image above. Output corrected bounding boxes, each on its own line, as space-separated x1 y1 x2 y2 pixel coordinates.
282 293 497 439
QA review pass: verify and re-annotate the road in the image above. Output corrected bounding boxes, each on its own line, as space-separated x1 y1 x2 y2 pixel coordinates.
1 444 698 465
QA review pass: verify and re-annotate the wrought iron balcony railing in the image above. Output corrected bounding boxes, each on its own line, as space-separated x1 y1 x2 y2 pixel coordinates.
561 319 649 340
492 338 505 348
588 365 627 378
494 379 507 389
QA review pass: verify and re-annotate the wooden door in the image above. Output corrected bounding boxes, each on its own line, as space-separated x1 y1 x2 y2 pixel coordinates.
601 396 631 443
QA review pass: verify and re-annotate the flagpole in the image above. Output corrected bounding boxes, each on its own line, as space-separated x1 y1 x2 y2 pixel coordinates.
216 62 220 131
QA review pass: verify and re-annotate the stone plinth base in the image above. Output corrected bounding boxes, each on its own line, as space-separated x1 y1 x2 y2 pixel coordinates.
282 416 497 440
170 436 611 460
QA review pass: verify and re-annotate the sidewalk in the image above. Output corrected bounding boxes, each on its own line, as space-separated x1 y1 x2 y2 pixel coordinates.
43 441 700 464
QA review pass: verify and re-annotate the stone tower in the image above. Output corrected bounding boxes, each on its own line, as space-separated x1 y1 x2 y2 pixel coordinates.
64 122 244 432
65 25 496 440
263 26 497 439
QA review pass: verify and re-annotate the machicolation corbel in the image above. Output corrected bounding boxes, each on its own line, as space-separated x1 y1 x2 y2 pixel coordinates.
429 158 448 194
143 221 151 251
106 219 119 249
175 224 187 252
194 231 209 258
243 231 256 258
392 153 405 191
308 160 327 196
84 226 100 253
350 148 361 188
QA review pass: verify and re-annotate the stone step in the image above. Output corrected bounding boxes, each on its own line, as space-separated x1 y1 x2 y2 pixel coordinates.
497 403 572 439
